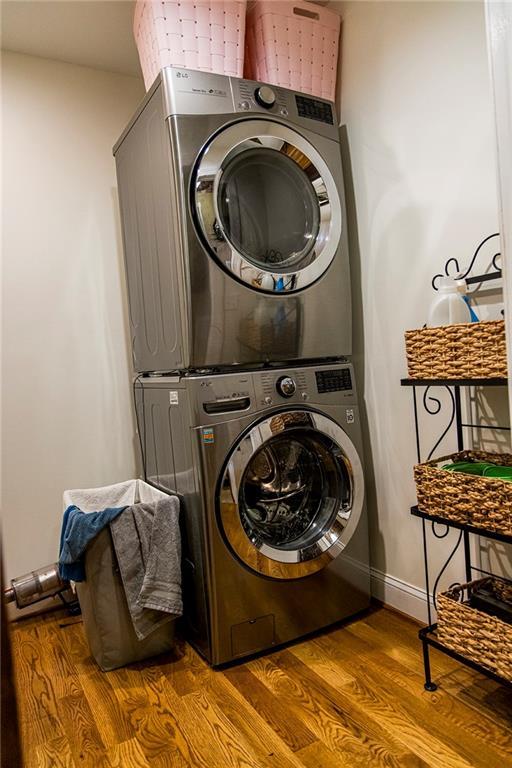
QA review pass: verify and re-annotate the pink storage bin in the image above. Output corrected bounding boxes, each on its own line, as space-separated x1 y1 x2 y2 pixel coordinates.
134 1 247 91
244 0 341 101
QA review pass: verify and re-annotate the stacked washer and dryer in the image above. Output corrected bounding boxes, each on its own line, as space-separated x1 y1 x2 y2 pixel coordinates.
113 67 370 666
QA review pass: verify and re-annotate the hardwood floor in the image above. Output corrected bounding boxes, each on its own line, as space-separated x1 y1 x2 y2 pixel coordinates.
9 606 512 768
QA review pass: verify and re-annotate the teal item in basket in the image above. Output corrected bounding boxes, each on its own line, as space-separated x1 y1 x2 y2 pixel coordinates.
482 466 512 482
442 462 496 476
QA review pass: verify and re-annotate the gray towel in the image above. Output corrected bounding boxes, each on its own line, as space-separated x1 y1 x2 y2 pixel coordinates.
109 496 182 640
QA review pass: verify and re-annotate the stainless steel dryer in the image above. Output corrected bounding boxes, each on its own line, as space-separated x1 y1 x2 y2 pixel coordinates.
114 68 352 373
136 362 370 665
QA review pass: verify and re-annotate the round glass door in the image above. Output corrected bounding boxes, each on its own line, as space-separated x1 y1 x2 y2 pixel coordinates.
218 410 364 579
217 147 320 271
193 120 342 293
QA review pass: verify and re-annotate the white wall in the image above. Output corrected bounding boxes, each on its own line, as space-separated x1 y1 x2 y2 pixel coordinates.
1 5 506 623
332 1 505 618
1 52 144 581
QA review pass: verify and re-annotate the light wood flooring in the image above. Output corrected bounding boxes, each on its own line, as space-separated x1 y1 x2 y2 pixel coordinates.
9 605 512 768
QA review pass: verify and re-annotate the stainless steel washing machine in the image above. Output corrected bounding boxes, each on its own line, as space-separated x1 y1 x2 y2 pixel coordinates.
136 361 370 665
114 67 352 373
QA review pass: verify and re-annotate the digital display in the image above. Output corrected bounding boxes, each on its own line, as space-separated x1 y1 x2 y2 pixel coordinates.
296 95 334 125
316 369 352 393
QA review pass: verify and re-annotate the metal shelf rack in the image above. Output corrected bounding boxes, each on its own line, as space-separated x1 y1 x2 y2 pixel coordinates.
401 376 512 691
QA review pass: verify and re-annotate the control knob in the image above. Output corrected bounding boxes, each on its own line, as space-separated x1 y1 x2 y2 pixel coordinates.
276 376 296 398
254 85 276 108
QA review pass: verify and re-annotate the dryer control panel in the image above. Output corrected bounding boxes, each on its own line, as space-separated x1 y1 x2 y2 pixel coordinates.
231 78 337 140
152 68 340 162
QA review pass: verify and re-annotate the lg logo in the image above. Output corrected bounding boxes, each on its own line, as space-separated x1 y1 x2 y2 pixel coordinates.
176 71 189 79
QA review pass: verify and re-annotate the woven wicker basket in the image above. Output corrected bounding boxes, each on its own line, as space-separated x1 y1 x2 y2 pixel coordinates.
414 450 512 535
437 578 512 682
405 320 506 379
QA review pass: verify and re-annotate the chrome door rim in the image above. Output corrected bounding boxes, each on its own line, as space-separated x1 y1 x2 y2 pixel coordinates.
218 409 364 579
193 120 342 293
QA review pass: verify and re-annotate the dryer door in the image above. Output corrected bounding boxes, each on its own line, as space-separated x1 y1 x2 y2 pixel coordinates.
218 410 364 579
193 120 341 293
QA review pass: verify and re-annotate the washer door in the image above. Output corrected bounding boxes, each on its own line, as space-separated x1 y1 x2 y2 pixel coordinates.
218 410 364 579
193 120 341 293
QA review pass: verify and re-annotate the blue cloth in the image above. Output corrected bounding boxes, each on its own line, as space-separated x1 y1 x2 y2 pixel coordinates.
58 504 126 582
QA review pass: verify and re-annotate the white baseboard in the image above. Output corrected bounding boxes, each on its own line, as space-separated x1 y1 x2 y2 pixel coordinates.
370 567 434 624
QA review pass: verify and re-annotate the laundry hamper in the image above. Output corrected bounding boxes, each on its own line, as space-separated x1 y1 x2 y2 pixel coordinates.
437 578 512 682
64 480 179 671
134 0 247 90
244 0 341 100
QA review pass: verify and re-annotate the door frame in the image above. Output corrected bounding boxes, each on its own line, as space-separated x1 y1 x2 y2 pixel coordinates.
486 2 512 415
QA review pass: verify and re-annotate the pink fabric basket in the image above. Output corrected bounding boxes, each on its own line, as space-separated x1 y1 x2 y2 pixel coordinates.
134 0 247 90
244 0 340 100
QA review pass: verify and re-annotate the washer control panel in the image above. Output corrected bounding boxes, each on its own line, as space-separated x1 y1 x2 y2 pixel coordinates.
316 368 352 394
255 365 354 407
260 370 308 405
188 363 356 424
276 376 296 398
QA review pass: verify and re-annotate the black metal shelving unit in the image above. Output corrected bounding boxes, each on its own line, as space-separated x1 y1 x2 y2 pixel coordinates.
401 376 512 691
